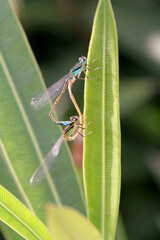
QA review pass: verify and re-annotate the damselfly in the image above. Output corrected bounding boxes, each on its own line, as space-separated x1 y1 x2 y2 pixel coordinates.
30 115 88 186
31 57 97 126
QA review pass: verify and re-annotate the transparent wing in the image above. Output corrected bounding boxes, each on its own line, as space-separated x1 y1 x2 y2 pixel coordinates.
31 73 70 109
30 135 65 186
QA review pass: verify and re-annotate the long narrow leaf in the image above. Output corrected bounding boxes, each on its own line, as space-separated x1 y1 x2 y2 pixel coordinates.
0 0 86 229
83 0 121 239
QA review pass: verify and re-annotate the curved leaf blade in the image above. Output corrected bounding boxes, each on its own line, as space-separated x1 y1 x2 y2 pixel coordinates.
0 0 86 227
83 0 121 239
0 185 52 240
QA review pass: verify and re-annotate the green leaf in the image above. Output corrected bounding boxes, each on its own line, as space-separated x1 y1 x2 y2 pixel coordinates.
0 0 85 231
46 203 102 240
0 221 24 240
83 0 120 239
0 185 52 240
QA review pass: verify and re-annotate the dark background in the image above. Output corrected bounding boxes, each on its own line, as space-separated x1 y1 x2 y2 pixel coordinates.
3 0 160 239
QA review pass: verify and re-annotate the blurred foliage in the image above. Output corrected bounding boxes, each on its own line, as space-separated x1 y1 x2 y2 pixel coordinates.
1 0 159 239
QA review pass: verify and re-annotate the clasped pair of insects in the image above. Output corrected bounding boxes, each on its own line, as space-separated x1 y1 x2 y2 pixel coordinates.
30 56 98 186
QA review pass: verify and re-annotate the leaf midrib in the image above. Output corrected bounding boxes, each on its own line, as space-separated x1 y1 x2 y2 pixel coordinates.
101 0 106 238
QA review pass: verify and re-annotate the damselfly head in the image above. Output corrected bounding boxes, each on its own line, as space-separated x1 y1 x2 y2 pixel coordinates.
79 56 87 65
70 115 78 122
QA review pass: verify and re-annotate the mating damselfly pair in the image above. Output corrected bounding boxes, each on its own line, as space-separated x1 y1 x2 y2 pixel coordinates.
30 56 97 186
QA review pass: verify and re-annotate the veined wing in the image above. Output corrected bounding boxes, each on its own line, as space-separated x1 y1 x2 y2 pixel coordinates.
31 73 70 109
30 135 65 186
